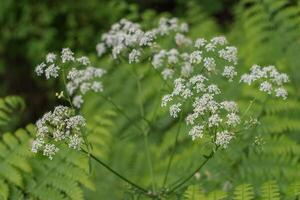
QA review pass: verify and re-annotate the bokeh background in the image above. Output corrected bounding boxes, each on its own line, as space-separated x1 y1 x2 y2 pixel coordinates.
0 0 238 124
0 0 300 199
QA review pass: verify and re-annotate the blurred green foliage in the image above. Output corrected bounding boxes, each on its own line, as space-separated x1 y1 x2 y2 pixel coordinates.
0 0 299 199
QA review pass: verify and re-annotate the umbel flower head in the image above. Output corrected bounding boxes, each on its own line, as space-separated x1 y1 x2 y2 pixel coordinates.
161 75 240 148
97 18 238 83
31 106 86 159
240 64 289 99
96 17 290 149
96 17 188 61
35 48 106 108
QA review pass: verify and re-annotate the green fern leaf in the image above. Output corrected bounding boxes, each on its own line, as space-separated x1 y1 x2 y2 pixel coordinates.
260 181 280 200
233 184 254 200
183 185 205 200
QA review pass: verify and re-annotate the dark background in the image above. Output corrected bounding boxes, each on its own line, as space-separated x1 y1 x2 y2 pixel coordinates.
0 0 237 128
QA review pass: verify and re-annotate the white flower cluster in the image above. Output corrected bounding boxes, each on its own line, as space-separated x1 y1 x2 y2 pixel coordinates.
31 106 86 159
162 76 240 147
96 18 238 83
67 67 106 108
151 35 238 81
35 48 106 108
240 65 289 99
215 130 233 148
96 17 188 60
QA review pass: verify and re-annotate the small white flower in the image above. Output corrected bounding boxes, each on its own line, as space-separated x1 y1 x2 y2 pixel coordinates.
226 113 240 126
181 62 193 77
169 103 182 118
189 51 202 64
45 64 59 79
260 81 272 94
203 57 216 72
112 45 124 59
152 50 166 69
69 134 84 150
35 62 46 76
208 114 222 127
73 95 84 108
205 43 216 52
66 115 86 130
43 144 59 160
96 43 106 57
207 84 221 95
172 78 185 96
275 87 287 99
175 33 192 46
139 31 155 46
186 113 198 125
77 56 90 66
46 53 57 63
61 48 75 63
91 81 103 92
180 23 189 32
222 66 237 81
219 46 237 64
194 38 207 48
188 125 204 140
215 130 233 148
167 49 179 64
129 49 141 63
162 68 174 80
80 82 91 94
161 94 172 107
211 36 228 46
31 138 44 153
221 101 238 113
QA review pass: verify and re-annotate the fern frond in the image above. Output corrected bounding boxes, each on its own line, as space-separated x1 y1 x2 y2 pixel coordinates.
206 190 227 200
0 96 25 132
286 181 300 199
0 124 94 199
233 184 254 200
260 181 280 200
0 180 8 200
183 185 205 200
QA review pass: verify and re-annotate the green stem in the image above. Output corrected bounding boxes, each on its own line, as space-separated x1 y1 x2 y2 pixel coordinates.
132 67 157 193
61 69 74 109
100 94 145 134
166 149 217 195
162 112 183 187
143 130 156 193
81 149 149 194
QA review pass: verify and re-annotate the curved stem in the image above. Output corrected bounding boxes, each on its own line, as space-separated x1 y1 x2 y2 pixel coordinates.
166 149 216 195
162 112 183 187
81 149 149 194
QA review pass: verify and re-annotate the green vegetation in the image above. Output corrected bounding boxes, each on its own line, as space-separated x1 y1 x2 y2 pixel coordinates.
0 0 299 199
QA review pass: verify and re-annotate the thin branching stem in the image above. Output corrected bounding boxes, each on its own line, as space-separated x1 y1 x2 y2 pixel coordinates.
100 94 145 134
162 111 183 188
133 66 157 193
166 148 217 195
81 149 150 195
